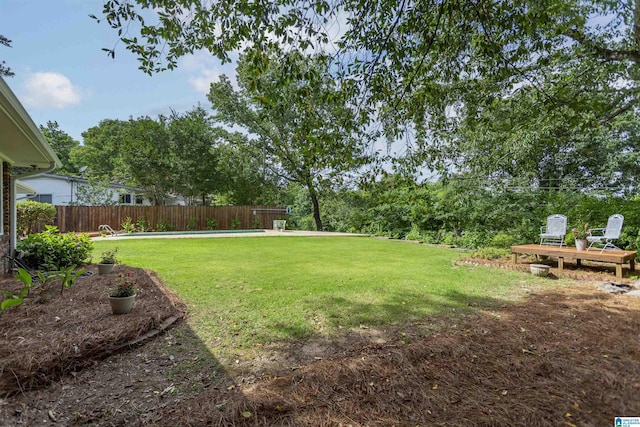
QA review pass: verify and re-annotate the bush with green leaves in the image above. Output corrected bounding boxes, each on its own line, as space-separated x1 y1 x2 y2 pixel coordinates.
458 231 486 249
206 218 218 230
230 216 241 229
156 220 174 232
489 232 520 249
186 216 197 231
17 226 93 271
121 217 136 233
470 247 511 260
17 201 56 236
136 217 150 232
440 231 460 247
404 224 422 241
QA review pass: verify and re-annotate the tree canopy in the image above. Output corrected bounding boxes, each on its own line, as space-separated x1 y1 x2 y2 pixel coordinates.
40 121 81 176
207 50 372 230
95 1 640 188
71 108 276 205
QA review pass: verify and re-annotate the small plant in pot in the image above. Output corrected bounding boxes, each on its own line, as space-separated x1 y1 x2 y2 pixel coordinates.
571 224 590 250
109 272 137 314
97 248 118 275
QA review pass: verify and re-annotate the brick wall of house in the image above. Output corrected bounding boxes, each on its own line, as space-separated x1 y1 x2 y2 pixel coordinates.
1 162 11 273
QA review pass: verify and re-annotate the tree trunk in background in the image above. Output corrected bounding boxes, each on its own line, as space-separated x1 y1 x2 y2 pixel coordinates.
309 187 323 231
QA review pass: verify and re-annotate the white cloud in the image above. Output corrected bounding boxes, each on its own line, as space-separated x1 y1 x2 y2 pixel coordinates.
180 50 238 94
22 72 83 109
189 68 224 94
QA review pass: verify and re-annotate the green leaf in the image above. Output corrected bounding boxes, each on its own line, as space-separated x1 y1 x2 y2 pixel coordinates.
1 297 23 311
14 268 32 287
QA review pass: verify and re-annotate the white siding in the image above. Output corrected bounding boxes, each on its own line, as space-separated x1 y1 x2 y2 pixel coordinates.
16 175 150 206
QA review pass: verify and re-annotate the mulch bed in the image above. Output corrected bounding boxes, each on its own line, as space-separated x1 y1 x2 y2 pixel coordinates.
0 265 186 396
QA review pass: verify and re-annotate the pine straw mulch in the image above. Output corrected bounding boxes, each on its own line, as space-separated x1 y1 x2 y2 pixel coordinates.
0 265 186 397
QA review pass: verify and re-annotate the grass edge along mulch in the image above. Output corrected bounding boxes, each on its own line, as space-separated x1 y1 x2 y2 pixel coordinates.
150 283 640 427
0 266 186 396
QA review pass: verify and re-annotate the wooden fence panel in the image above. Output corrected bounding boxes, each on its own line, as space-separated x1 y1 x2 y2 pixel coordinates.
50 205 288 233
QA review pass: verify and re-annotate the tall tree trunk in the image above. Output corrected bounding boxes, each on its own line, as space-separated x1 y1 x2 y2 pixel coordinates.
308 186 323 231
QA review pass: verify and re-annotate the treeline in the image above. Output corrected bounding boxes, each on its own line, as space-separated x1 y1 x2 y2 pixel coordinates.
285 175 640 250
41 110 281 207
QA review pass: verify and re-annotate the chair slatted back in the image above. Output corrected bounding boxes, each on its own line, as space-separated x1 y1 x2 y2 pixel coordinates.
547 214 567 235
604 214 624 239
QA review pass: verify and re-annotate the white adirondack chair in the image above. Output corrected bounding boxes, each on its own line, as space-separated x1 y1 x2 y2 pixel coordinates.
540 214 567 246
587 214 624 252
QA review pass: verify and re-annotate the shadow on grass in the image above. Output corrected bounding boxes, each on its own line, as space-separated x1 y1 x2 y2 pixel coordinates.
316 288 509 330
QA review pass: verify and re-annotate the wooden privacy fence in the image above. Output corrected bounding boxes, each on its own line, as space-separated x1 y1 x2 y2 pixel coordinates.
53 206 288 233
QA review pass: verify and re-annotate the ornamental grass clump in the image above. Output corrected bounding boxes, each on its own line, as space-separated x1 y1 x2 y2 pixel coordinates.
110 272 137 298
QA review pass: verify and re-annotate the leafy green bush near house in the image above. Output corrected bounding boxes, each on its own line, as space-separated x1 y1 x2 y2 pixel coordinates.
17 226 93 271
16 201 56 236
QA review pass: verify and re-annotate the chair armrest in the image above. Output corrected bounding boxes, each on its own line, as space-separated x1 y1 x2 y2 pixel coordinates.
540 226 547 233
589 227 605 236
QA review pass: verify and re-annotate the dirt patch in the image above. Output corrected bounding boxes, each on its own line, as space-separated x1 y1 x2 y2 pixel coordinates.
0 262 639 426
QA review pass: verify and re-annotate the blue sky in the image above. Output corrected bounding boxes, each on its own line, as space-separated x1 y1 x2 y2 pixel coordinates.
1 0 237 142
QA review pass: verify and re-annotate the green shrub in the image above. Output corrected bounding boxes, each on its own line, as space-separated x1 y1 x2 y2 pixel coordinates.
136 217 150 232
420 231 439 244
441 231 460 247
490 232 519 249
206 218 218 230
404 224 422 241
17 226 93 270
459 231 487 249
231 216 241 229
156 220 174 232
470 247 510 260
186 216 197 231
17 201 56 236
121 217 136 233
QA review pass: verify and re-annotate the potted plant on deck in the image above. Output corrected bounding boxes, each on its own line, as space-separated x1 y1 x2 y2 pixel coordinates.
97 248 118 275
572 224 590 251
109 272 137 314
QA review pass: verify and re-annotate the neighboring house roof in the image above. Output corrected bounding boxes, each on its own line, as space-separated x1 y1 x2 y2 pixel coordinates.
0 77 61 170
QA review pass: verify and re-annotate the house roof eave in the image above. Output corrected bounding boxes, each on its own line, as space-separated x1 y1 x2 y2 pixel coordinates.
0 77 62 170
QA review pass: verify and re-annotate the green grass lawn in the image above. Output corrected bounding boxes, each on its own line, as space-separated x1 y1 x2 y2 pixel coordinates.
93 236 553 362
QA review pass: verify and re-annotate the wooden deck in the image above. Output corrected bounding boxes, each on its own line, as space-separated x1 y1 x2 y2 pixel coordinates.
510 244 637 279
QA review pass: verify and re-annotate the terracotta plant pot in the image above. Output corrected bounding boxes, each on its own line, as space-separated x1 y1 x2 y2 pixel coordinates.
97 263 115 275
109 294 136 315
